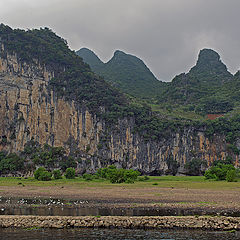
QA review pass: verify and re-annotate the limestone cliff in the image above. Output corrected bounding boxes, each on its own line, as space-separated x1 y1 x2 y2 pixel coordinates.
0 49 239 175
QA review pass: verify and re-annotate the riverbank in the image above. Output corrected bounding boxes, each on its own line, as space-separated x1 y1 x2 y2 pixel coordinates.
0 215 240 230
1 176 240 210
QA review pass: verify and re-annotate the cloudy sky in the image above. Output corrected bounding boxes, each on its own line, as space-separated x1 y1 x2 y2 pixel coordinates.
0 0 240 81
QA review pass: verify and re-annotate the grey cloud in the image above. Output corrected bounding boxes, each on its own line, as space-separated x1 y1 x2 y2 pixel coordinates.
0 0 240 81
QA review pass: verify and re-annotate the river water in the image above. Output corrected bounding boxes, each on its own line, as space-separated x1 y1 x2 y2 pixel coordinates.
0 228 239 240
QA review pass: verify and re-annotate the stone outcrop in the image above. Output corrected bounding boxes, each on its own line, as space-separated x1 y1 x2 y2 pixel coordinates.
1 215 240 230
0 50 239 174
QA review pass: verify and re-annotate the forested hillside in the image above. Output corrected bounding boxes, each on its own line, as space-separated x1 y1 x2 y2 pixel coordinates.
77 48 165 99
0 24 239 176
157 49 238 115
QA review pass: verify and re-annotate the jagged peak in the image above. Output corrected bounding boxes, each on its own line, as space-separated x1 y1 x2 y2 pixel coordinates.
197 48 220 64
113 50 127 56
189 48 232 79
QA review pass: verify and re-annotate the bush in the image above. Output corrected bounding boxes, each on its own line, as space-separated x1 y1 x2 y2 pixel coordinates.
53 169 62 179
226 170 237 182
95 165 140 184
34 167 46 180
107 168 125 183
123 169 140 183
204 163 235 181
83 173 93 181
38 171 52 181
65 167 75 179
0 153 25 174
204 170 217 180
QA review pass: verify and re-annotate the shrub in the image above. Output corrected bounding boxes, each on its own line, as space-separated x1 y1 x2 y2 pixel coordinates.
95 165 140 184
204 163 235 181
107 168 125 183
123 169 140 183
53 169 62 179
83 173 93 181
204 170 217 180
65 167 75 179
0 153 25 173
34 167 46 180
226 170 237 182
38 171 52 181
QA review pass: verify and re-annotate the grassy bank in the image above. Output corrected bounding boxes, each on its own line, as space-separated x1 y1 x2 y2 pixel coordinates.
0 176 239 190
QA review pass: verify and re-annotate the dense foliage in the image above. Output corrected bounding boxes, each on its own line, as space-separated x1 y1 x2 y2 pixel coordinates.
185 158 206 176
53 169 62 179
77 48 166 99
83 165 141 183
0 152 25 174
64 167 76 179
157 49 239 115
204 163 239 182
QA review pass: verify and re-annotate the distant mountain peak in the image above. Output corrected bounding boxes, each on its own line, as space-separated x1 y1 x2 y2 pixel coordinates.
114 50 126 55
197 48 220 64
77 48 164 98
76 48 104 72
189 48 232 80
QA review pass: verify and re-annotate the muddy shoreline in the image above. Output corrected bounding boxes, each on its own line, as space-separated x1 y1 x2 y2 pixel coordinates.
1 183 240 230
1 196 240 217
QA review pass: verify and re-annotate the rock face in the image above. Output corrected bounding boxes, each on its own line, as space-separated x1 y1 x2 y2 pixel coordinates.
1 215 240 230
0 49 239 174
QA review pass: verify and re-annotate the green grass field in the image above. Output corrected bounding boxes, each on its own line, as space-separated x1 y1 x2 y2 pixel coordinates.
0 175 239 190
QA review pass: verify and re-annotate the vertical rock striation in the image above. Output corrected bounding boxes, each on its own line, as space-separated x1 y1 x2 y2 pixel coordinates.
0 49 239 174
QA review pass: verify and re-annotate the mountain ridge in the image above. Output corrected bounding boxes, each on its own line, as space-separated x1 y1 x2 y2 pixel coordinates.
76 48 165 98
0 24 239 176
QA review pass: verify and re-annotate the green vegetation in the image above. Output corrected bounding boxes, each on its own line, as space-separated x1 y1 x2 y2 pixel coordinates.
185 158 207 176
0 25 240 179
204 163 239 182
34 167 52 181
0 175 239 191
138 175 150 181
0 24 128 120
0 152 25 174
77 48 166 99
76 48 104 72
1 24 240 145
34 167 46 180
226 170 237 182
157 49 239 116
38 170 52 181
53 169 62 180
84 165 141 184
64 168 76 179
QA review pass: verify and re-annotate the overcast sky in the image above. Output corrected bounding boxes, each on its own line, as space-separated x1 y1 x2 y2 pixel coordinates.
0 0 240 81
